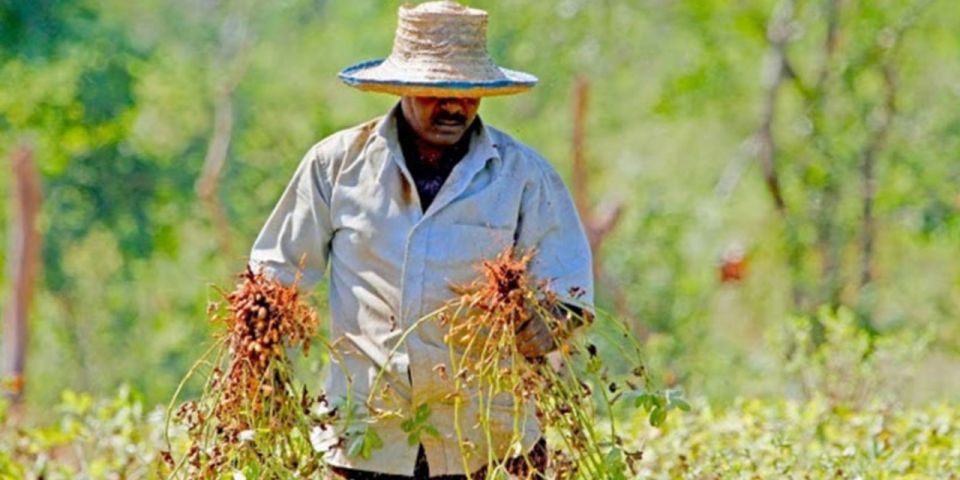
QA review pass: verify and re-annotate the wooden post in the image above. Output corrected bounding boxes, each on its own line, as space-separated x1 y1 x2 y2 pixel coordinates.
3 145 42 404
570 75 623 277
569 75 637 333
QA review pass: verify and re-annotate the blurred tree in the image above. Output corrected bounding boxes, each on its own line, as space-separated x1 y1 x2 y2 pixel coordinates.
746 0 933 329
0 0 208 403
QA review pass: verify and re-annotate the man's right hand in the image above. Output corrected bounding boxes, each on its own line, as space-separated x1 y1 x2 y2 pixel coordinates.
515 313 556 359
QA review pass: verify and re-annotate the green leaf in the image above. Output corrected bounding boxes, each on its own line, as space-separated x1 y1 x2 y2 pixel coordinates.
415 404 431 423
362 428 384 458
604 447 623 464
635 393 656 411
367 429 383 449
650 406 667 427
603 447 628 480
346 434 365 458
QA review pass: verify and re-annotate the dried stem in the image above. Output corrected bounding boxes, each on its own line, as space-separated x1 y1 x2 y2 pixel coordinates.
434 248 672 478
166 267 323 478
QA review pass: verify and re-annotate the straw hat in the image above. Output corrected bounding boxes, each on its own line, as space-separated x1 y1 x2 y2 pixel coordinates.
338 1 537 97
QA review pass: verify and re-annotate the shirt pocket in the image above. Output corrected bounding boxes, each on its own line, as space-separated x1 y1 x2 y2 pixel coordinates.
429 223 515 267
423 223 515 302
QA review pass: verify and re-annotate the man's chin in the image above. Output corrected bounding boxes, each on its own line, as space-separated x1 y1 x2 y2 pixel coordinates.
426 128 467 146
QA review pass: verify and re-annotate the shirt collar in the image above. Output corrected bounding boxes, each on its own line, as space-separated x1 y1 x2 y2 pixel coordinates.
376 102 500 170
375 102 502 216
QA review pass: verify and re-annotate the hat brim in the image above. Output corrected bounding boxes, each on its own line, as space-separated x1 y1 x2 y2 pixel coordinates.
338 59 537 97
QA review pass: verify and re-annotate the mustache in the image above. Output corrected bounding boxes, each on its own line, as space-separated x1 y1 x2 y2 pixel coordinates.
432 112 467 125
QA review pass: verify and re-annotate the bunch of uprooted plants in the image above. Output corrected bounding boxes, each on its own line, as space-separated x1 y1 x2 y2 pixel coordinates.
162 250 684 479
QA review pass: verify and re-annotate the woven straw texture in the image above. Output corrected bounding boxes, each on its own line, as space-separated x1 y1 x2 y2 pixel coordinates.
339 1 537 97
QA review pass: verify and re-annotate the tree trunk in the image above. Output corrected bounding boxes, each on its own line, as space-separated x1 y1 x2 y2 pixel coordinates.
570 75 623 276
3 145 42 404
195 12 252 257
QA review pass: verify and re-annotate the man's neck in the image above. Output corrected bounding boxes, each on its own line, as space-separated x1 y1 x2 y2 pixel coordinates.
395 107 478 211
395 107 475 169
410 136 449 166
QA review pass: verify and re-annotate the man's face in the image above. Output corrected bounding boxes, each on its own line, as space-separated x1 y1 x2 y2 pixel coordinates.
400 96 481 147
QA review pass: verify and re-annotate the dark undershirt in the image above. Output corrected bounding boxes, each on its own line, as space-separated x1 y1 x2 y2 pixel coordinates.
396 109 477 212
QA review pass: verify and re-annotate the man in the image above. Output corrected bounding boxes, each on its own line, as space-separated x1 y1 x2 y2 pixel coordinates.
249 2 593 478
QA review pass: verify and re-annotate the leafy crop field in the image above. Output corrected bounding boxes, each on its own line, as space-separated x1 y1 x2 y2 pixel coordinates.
632 398 960 479
3 389 958 479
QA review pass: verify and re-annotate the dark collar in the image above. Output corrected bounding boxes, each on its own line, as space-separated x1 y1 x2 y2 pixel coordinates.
394 106 481 174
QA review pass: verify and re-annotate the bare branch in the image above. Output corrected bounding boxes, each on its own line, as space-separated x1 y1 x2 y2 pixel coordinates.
859 62 897 288
857 0 934 290
754 0 796 215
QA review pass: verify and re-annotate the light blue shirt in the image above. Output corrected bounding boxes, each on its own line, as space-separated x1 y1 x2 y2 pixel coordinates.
249 105 593 475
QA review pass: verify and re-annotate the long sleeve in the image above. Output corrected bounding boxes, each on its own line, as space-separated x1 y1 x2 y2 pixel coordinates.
249 145 333 290
514 158 595 312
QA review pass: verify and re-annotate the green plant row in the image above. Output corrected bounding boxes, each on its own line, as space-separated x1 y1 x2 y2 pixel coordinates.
4 387 959 479
629 396 960 479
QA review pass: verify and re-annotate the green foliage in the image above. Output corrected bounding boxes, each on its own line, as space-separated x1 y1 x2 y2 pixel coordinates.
633 397 960 478
4 385 958 478
0 386 166 479
0 0 95 61
317 395 384 462
346 424 384 460
400 403 441 447
777 306 931 408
